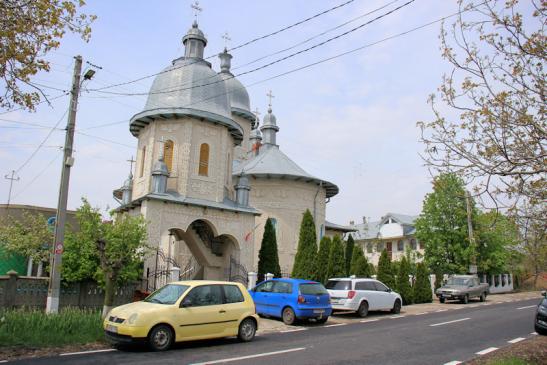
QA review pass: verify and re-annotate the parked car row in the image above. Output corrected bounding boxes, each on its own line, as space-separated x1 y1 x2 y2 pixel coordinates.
103 276 403 351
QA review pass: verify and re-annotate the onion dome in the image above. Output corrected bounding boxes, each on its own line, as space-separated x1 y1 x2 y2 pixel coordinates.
218 49 255 123
130 22 243 144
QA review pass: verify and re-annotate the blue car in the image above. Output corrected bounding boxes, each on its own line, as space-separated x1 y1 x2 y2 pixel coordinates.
249 278 332 325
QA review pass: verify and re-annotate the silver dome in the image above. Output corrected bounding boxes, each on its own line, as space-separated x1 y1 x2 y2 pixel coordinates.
218 50 255 122
129 23 243 144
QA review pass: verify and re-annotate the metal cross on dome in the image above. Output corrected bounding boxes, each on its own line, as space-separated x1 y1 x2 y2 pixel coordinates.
127 155 136 175
191 1 202 22
267 90 275 108
221 32 231 49
253 107 261 128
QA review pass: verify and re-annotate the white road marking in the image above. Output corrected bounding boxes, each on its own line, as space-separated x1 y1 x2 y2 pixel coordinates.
60 349 116 356
280 328 307 333
0 360 7 363
360 318 380 323
390 315 405 318
476 347 498 355
517 305 537 310
436 309 448 312
508 337 525 344
324 323 346 327
189 347 306 365
469 305 479 308
443 361 462 365
531 332 538 335
430 318 470 327
414 312 428 315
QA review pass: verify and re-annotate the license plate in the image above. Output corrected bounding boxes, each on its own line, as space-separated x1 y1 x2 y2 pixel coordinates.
313 309 325 314
106 324 118 333
444 295 452 298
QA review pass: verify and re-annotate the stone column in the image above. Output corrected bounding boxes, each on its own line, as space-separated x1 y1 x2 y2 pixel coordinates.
26 258 33 277
248 272 257 289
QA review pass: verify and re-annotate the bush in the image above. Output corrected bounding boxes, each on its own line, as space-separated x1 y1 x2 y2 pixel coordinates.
413 262 433 303
315 236 332 283
349 246 371 278
345 234 355 276
396 256 413 305
326 236 346 279
0 308 104 348
376 250 395 289
258 218 281 281
291 210 318 280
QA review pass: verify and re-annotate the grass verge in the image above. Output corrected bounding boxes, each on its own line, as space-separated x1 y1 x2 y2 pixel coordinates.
0 307 104 348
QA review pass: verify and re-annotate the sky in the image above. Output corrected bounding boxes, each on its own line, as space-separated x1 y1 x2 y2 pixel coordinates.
0 0 465 224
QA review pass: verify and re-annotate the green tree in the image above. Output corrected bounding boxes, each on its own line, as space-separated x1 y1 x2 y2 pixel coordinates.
415 173 475 274
257 218 281 280
475 211 518 275
396 256 413 305
291 210 317 280
61 199 147 317
376 249 395 289
349 245 371 278
0 211 52 263
1 0 96 110
315 236 332 284
433 266 444 290
345 234 355 276
413 262 433 304
326 235 346 279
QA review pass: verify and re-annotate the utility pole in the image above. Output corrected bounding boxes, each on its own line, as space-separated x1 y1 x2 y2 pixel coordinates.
46 55 83 314
4 170 19 209
465 190 477 275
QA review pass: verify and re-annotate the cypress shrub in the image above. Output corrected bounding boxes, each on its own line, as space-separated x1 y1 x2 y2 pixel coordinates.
345 234 355 276
315 236 332 283
413 262 433 303
350 246 371 278
326 235 346 279
257 218 281 281
376 249 395 289
396 256 413 305
291 210 317 280
434 266 444 290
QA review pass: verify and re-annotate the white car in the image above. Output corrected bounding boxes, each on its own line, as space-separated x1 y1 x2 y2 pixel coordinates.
326 277 402 317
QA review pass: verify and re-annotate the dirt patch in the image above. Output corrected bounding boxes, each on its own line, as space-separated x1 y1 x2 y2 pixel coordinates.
0 341 110 362
466 335 547 365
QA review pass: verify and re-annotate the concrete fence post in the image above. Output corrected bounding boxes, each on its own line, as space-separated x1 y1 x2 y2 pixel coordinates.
248 272 257 290
170 267 180 283
5 270 18 308
265 273 274 281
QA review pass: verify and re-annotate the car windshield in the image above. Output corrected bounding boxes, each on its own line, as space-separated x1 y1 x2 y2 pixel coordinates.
325 280 351 290
144 284 189 305
300 283 328 295
446 277 469 286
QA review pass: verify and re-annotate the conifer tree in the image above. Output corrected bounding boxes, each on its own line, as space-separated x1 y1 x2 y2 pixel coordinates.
376 249 395 289
349 245 371 278
315 236 332 284
413 262 433 303
258 218 281 280
396 256 413 305
326 235 346 279
345 234 355 276
291 210 317 279
434 266 444 290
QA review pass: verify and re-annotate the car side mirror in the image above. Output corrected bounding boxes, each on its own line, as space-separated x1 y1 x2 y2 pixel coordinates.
180 298 193 308
387 288 392 293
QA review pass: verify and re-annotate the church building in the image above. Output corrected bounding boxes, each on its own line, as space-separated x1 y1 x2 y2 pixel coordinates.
113 20 340 287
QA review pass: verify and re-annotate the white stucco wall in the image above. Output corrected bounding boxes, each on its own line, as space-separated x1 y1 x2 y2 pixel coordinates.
379 223 404 238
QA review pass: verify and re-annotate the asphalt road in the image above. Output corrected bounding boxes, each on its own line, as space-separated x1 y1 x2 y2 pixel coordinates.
8 298 543 365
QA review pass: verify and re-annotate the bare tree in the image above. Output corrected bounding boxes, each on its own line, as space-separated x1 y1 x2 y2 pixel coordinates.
418 0 546 219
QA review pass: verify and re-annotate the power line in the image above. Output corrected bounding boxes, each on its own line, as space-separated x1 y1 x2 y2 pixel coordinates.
14 108 68 174
91 0 417 97
0 117 66 129
11 151 63 200
0 92 69 115
75 131 135 149
88 0 357 92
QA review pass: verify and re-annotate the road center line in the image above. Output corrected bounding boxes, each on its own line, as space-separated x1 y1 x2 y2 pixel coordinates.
476 347 498 355
189 347 306 365
508 337 525 344
430 318 470 327
60 349 116 356
517 305 537 310
324 323 346 327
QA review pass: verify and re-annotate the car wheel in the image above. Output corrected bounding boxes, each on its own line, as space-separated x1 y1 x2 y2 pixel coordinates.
357 301 369 318
148 324 174 351
461 294 469 304
439 297 446 304
391 299 401 314
238 318 256 342
282 307 296 325
315 316 328 324
480 292 486 302
535 324 547 336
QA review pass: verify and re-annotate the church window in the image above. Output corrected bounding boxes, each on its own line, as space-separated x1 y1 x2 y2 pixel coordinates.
139 146 146 177
198 143 209 176
163 140 174 172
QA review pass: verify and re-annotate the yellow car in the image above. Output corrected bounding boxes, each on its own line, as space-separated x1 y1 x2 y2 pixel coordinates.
103 280 259 351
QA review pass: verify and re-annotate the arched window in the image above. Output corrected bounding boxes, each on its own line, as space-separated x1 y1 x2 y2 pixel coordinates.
410 238 417 250
163 140 174 172
139 146 146 177
198 143 209 176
